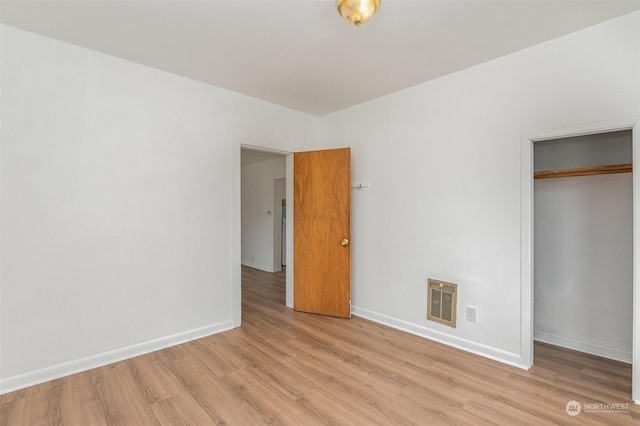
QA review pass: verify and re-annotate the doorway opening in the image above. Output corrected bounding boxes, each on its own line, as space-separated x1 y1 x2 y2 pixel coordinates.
235 145 353 324
533 130 632 362
521 118 639 403
238 146 294 320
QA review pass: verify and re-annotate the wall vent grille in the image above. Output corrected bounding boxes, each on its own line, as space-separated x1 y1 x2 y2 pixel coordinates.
427 279 458 328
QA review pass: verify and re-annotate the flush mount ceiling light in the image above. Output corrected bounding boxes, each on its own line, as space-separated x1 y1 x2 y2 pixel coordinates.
336 0 381 27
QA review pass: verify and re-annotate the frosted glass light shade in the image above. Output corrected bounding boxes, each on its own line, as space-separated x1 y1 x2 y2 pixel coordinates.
336 0 381 27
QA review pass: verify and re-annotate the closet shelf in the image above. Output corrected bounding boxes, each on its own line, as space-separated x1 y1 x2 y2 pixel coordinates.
534 163 632 180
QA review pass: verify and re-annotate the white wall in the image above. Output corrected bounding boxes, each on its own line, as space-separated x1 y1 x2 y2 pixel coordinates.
241 156 286 272
534 173 633 362
0 26 316 392
318 11 640 367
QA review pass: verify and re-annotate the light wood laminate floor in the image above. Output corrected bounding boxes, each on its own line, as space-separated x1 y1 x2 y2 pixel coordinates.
1 266 639 425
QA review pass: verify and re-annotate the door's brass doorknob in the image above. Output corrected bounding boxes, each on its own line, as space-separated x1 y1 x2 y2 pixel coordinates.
341 238 350 246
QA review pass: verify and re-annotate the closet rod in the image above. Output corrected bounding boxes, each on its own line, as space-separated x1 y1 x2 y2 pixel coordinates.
534 163 632 180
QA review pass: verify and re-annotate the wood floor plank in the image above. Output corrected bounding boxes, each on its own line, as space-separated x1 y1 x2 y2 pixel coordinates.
222 367 320 425
150 391 215 425
91 362 161 425
463 395 559 426
392 389 495 426
127 355 186 404
166 355 268 425
2 265 639 425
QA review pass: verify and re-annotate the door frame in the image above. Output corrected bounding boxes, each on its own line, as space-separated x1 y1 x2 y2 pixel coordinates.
520 116 640 403
233 143 294 327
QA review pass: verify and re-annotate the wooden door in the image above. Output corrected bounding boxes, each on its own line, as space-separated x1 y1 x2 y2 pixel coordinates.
294 148 351 318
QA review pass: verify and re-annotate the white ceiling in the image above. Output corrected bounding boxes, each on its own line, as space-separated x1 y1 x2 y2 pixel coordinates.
2 0 639 116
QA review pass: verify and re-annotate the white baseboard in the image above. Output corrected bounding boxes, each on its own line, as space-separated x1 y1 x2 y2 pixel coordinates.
534 330 632 363
241 260 275 272
352 305 528 369
0 320 235 395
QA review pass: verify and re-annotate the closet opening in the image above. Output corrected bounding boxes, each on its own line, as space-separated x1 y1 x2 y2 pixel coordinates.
533 130 633 363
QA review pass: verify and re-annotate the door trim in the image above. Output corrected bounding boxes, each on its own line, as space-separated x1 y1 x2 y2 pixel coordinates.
520 116 640 403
